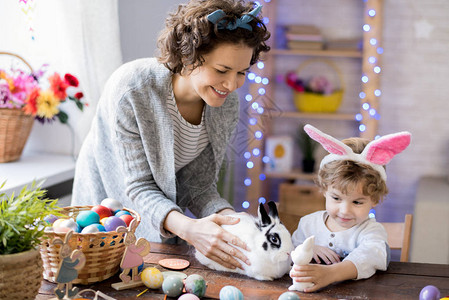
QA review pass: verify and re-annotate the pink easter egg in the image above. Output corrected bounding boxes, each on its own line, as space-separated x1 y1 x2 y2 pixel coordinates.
178 294 200 300
119 214 134 227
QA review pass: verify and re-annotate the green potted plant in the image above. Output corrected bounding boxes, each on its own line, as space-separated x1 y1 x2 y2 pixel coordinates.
0 181 61 300
296 124 319 173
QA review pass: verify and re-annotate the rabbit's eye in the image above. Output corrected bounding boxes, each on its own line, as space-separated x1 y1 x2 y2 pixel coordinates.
268 233 280 247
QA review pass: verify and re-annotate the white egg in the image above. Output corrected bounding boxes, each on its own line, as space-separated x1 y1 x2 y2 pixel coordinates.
100 198 123 213
59 218 79 232
81 224 101 234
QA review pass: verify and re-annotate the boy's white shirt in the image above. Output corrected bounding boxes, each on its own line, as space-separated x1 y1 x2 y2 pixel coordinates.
291 210 389 280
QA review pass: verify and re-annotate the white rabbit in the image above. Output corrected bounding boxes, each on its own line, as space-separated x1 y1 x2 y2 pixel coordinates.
195 201 294 281
289 235 315 292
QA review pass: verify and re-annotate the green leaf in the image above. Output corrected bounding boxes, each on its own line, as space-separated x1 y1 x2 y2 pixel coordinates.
75 100 84 111
58 110 69 124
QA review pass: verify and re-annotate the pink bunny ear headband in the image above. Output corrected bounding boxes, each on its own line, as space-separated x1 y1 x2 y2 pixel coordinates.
304 124 411 182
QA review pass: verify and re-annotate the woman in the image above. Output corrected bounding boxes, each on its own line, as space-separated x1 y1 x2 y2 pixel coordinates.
72 0 270 270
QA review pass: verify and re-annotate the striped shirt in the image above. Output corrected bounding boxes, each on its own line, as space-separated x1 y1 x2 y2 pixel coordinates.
167 90 209 172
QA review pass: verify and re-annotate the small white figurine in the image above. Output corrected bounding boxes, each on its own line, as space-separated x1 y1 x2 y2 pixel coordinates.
288 235 315 292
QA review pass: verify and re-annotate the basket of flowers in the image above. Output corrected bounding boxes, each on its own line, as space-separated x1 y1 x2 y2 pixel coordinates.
0 51 86 162
40 205 141 284
286 59 344 113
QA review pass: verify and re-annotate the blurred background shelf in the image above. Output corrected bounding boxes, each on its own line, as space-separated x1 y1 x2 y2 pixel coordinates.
270 48 363 58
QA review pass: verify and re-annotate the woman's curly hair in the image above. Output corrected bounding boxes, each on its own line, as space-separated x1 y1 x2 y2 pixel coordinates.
157 0 271 74
315 137 389 204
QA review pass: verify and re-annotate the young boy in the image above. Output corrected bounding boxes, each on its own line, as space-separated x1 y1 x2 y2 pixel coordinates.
290 124 411 292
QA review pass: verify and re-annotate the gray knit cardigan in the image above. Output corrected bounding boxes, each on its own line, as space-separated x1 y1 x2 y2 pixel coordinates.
72 58 238 242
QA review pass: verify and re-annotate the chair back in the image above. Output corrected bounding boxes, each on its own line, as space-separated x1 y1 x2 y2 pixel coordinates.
380 214 413 262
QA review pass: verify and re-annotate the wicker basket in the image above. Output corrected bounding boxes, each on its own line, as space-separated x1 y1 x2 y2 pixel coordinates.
293 59 344 113
0 52 35 163
40 205 141 285
0 248 43 300
0 108 34 163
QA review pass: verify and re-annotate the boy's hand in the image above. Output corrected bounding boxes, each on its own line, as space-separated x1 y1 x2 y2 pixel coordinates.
290 264 334 292
290 260 357 292
313 245 340 264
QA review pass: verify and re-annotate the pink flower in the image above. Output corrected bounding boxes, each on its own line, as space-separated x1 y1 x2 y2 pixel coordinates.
0 80 13 108
308 76 333 94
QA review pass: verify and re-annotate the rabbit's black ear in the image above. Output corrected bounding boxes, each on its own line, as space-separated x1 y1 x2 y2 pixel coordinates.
267 201 279 219
258 203 271 226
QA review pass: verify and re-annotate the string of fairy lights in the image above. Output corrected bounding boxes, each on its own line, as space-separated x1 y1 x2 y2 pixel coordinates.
241 0 383 211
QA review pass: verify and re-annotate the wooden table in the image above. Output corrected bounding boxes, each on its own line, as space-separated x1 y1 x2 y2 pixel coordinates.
37 242 449 300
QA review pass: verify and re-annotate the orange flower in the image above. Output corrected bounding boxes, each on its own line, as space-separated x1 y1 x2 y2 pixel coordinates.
0 70 15 91
48 73 68 100
23 87 39 115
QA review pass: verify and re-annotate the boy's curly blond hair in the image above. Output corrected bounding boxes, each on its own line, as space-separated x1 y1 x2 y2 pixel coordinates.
315 137 389 204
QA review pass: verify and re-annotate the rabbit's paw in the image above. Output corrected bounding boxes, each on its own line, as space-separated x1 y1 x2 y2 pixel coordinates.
254 274 274 281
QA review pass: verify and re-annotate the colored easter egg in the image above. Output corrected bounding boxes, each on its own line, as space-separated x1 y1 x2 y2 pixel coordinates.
76 211 100 228
419 285 441 300
119 214 134 226
91 205 113 219
114 210 131 217
185 274 207 297
178 294 200 300
53 218 67 229
59 218 80 233
54 226 72 234
90 223 106 231
278 291 301 300
44 214 59 224
100 198 123 213
100 217 108 226
141 267 164 289
81 224 100 234
219 285 244 300
162 275 184 297
161 271 187 280
103 216 126 232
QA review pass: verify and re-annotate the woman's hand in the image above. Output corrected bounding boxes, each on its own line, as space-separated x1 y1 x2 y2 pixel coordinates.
164 211 251 270
184 213 251 269
313 245 340 264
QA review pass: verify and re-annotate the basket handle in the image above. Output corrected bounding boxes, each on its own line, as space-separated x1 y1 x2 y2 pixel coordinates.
296 58 344 90
0 51 33 72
